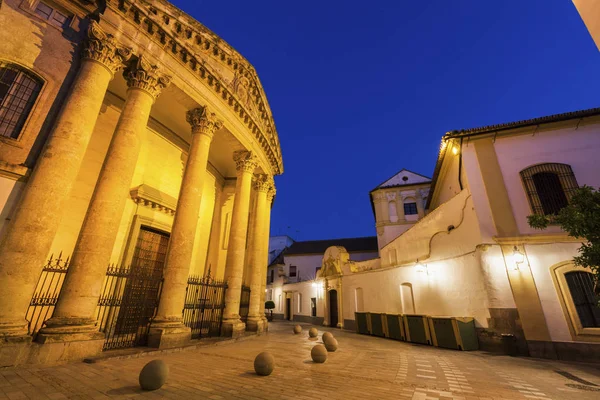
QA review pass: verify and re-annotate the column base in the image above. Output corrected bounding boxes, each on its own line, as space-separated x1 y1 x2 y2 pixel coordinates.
221 317 246 338
34 318 105 363
246 317 266 333
261 315 269 332
147 320 191 349
0 318 30 338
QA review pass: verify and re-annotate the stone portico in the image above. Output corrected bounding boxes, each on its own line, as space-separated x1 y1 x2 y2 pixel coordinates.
0 0 282 366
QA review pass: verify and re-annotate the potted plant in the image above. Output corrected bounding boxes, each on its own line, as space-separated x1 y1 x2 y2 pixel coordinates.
265 300 275 321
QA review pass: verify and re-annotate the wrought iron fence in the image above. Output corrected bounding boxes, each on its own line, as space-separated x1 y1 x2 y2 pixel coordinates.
26 253 70 338
239 285 251 323
182 274 228 339
96 264 163 350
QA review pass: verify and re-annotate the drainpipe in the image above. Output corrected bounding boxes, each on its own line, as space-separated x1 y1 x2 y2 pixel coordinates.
457 137 464 191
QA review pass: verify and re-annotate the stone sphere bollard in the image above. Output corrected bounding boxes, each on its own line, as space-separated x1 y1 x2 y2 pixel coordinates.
324 338 338 352
311 344 327 363
308 327 318 338
139 359 169 391
254 352 275 376
293 325 302 334
322 331 334 343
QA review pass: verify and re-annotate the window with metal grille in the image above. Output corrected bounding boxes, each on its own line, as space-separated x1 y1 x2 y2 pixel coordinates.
520 163 578 216
0 64 42 139
268 269 274 284
565 271 600 328
404 202 418 215
289 265 297 277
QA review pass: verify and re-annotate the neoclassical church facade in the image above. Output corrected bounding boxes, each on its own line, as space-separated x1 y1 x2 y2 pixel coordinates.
0 0 281 366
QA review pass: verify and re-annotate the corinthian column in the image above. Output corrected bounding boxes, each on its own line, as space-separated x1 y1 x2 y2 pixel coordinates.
246 175 273 332
148 107 222 348
37 56 170 346
0 21 131 339
259 184 276 327
221 151 258 337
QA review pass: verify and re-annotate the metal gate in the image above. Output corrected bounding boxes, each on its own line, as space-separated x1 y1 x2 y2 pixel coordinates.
96 227 169 350
182 272 227 339
239 285 251 323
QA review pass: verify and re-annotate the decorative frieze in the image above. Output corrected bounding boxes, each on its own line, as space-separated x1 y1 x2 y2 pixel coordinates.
82 20 132 74
130 184 177 215
186 106 223 137
124 56 171 99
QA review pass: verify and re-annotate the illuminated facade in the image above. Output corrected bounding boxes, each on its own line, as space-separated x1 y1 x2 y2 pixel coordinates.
0 0 281 366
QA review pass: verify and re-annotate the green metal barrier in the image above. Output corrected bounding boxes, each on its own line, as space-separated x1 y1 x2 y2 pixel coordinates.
370 313 385 337
385 314 404 341
355 312 369 335
428 316 479 350
403 314 431 345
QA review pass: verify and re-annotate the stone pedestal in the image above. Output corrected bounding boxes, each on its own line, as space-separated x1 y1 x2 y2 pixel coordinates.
38 56 169 342
0 21 130 340
221 151 258 337
148 106 222 348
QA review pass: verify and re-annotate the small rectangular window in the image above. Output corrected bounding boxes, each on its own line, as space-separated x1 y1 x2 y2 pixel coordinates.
404 202 418 215
34 1 72 29
311 297 317 317
268 269 274 283
289 265 297 277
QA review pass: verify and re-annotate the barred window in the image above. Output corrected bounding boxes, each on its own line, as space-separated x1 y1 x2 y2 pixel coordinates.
565 271 600 328
0 64 42 139
404 202 418 215
520 163 578 216
289 265 297 277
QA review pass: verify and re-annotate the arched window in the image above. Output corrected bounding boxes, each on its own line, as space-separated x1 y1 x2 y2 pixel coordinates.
354 287 364 312
520 163 578 216
0 63 43 139
565 271 600 328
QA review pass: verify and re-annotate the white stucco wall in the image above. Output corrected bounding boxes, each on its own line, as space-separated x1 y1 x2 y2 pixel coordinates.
493 125 600 236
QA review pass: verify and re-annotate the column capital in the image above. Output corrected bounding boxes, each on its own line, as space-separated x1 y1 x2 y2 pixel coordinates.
124 55 171 100
186 106 223 138
253 174 274 193
267 185 276 203
82 20 132 75
233 151 258 174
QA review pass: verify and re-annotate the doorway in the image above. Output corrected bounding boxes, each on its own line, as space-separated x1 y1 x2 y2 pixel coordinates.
329 289 338 327
286 297 291 320
101 227 169 350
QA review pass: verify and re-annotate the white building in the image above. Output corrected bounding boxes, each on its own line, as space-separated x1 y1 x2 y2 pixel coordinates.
272 108 600 362
266 237 378 323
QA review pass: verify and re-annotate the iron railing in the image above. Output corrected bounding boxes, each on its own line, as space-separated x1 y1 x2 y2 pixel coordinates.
239 285 251 323
96 264 164 350
26 253 70 338
182 273 227 339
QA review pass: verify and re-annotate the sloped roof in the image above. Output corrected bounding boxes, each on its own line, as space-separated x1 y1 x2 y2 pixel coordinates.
284 237 378 255
426 107 600 210
372 168 431 191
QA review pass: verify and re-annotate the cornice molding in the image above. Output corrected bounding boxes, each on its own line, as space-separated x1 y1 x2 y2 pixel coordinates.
104 0 283 175
130 184 177 215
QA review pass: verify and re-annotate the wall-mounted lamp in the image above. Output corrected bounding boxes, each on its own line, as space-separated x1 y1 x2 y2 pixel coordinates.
511 246 525 271
311 282 318 288
452 146 459 155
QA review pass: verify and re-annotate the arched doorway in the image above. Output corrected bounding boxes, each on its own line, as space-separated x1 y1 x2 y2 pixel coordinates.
329 289 338 327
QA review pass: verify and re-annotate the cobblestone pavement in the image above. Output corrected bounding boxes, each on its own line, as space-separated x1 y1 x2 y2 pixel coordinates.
1 321 600 399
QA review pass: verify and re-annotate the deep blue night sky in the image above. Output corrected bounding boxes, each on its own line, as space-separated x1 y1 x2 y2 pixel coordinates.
170 0 600 241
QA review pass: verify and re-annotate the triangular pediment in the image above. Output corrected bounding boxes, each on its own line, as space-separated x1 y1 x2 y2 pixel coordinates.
375 169 431 189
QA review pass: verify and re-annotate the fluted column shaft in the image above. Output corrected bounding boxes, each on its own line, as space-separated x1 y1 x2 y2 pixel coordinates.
148 107 222 347
246 175 272 332
259 186 275 325
0 22 131 338
221 151 257 337
39 56 170 339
